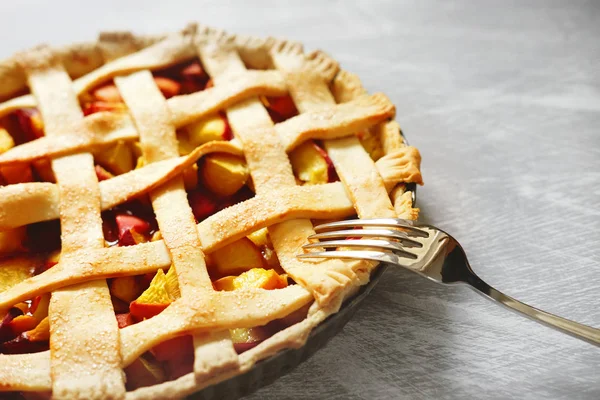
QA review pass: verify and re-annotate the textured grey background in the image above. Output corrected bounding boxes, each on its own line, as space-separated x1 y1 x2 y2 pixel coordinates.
1 0 599 399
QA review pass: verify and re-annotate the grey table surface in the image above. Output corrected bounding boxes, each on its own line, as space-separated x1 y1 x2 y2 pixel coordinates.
1 0 599 399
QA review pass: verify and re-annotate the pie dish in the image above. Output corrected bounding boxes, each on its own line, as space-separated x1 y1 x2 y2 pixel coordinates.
0 23 423 399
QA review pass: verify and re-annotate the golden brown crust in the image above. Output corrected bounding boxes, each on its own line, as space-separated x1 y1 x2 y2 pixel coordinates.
276 93 396 152
331 68 420 219
270 46 398 302
0 243 172 312
16 45 125 399
0 352 51 391
115 68 240 379
0 41 105 102
0 143 241 229
197 38 371 309
0 182 355 316
0 23 423 399
375 146 424 191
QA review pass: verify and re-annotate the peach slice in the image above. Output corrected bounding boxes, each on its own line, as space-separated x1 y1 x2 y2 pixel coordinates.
92 83 123 102
134 270 173 304
82 101 127 116
232 268 288 290
15 108 45 142
289 141 332 185
0 227 27 255
261 95 298 123
178 62 208 94
110 276 143 303
213 276 236 291
130 267 180 320
187 189 218 222
32 158 56 183
176 131 195 156
163 266 181 299
0 164 34 184
200 153 249 196
7 315 38 336
129 302 169 320
23 316 50 342
0 126 15 153
115 214 151 246
211 237 265 277
247 230 282 272
153 77 181 99
29 294 50 321
94 164 114 181
230 326 272 353
182 164 199 191
247 228 271 248
186 114 232 147
180 62 206 81
94 140 134 175
118 227 148 247
0 255 33 290
116 214 151 237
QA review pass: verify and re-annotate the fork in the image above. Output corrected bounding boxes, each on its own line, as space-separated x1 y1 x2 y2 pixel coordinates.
297 218 600 346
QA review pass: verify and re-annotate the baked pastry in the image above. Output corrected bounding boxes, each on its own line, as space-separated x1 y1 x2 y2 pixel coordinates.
0 23 423 399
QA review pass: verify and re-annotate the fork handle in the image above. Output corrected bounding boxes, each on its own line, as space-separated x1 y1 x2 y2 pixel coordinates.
465 276 600 346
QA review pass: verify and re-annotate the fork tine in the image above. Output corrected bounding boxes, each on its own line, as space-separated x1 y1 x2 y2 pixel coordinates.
313 218 429 238
308 228 423 248
297 250 399 263
302 239 418 259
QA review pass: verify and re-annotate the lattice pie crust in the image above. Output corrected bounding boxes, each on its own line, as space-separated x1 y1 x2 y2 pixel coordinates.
0 23 422 399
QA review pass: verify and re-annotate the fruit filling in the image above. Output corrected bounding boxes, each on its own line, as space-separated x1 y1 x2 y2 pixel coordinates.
102 199 159 247
80 59 209 117
289 140 339 185
177 113 233 155
0 291 50 354
0 109 51 186
0 64 333 383
260 95 298 123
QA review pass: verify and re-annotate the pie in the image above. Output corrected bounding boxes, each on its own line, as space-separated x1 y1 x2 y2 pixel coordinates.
0 23 423 399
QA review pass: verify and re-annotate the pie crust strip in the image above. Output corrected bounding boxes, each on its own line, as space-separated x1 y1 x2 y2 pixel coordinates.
196 30 368 307
0 69 283 165
125 304 334 400
16 47 126 399
0 93 393 168
0 284 313 393
0 182 354 311
0 141 241 230
0 24 424 398
0 242 172 313
331 70 421 218
114 69 239 380
0 32 196 119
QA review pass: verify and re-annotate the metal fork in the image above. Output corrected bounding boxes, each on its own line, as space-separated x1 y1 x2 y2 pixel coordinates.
297 218 600 346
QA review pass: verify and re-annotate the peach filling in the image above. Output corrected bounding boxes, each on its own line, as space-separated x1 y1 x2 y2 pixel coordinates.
0 109 52 186
0 66 354 384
